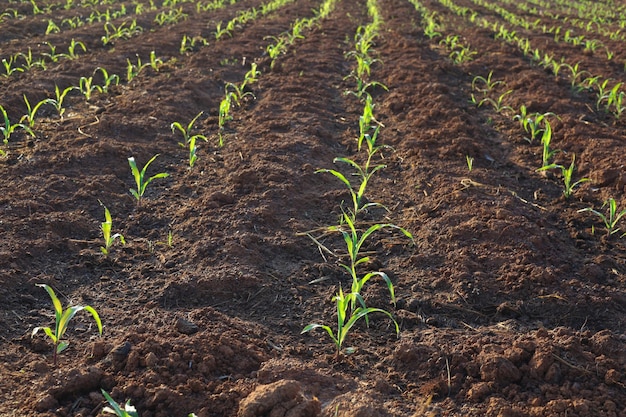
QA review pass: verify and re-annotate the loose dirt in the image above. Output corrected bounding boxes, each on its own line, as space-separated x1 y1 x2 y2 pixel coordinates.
0 0 624 416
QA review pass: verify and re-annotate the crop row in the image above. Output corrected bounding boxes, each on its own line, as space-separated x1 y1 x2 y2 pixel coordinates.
408 0 626 237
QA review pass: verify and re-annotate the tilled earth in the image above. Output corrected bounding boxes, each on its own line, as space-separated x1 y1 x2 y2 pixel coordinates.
0 0 625 416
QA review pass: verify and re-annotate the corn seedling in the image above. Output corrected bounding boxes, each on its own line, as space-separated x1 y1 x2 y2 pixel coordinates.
466 155 474 171
188 136 199 168
471 71 504 96
330 212 411 305
449 45 477 64
148 51 163 72
20 95 55 129
218 90 238 146
101 390 138 417
32 284 103 366
345 77 388 99
61 16 83 29
422 13 442 39
2 56 24 78
30 0 43 14
102 20 143 46
93 67 120 93
50 85 77 118
17 48 46 71
242 63 261 89
125 55 150 82
63 39 87 60
578 198 626 236
513 107 557 143
214 21 232 39
302 285 399 356
0 104 34 144
478 90 513 114
266 36 288 69
440 34 460 50
317 157 387 218
540 120 558 168
538 154 589 198
128 154 169 205
78 76 103 101
180 35 208 54
154 7 187 25
42 43 62 63
171 112 207 147
99 202 125 256
46 19 61 34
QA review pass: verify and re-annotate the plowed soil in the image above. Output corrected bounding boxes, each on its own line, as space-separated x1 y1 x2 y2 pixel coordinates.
1 0 625 416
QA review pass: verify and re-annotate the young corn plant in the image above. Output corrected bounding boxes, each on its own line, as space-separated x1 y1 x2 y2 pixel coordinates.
217 90 238 147
301 285 399 357
578 198 626 237
128 154 169 205
449 44 477 64
471 71 504 96
101 20 143 46
78 76 103 101
99 202 126 256
93 67 120 93
17 48 46 71
466 155 474 171
171 112 207 147
317 157 386 219
329 211 412 308
513 107 557 143
32 284 103 366
2 56 24 78
538 154 589 198
51 85 77 118
265 36 288 69
180 35 208 54
0 104 34 144
21 95 55 129
478 90 513 114
101 390 138 417
63 39 87 60
540 120 558 168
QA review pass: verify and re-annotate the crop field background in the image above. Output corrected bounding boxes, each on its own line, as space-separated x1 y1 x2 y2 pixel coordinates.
0 0 625 415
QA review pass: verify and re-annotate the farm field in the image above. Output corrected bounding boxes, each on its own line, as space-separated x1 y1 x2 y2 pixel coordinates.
0 0 625 415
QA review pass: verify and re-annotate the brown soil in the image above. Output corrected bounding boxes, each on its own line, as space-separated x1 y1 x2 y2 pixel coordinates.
1 0 625 416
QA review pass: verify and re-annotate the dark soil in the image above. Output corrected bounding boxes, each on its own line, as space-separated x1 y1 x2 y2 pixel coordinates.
1 0 625 416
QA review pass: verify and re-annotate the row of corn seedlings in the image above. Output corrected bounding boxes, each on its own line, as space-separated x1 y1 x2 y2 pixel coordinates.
437 0 626 121
215 0 336 147
408 0 477 65
1 39 87 79
411 1 625 237
469 68 625 237
302 0 412 356
18 0 289 370
212 0 297 40
0 51 166 150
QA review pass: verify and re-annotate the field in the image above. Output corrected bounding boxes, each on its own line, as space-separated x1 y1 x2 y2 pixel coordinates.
1 0 625 415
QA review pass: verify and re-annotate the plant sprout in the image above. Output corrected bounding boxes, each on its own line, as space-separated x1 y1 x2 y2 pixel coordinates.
538 154 589 198
101 390 138 417
578 198 626 236
32 284 103 366
170 112 207 147
302 286 399 357
100 202 126 256
128 154 169 205
1 104 34 144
